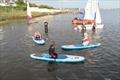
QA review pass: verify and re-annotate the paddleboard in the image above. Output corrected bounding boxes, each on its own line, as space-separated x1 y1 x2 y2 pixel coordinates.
61 43 101 50
30 53 85 63
32 36 45 45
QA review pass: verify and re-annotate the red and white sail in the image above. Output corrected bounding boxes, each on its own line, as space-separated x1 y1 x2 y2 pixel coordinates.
27 1 32 19
83 0 102 24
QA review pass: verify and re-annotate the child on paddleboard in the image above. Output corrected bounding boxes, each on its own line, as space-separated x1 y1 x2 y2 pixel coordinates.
34 31 42 40
82 32 90 46
48 41 57 59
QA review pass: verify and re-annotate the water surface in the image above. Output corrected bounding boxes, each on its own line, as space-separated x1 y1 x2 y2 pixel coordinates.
0 9 120 80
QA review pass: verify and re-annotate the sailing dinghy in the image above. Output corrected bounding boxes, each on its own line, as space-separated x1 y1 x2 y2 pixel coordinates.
72 0 104 29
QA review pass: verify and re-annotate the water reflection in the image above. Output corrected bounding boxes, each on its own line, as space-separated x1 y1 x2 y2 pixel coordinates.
90 29 103 43
47 62 57 72
47 62 58 80
27 23 33 32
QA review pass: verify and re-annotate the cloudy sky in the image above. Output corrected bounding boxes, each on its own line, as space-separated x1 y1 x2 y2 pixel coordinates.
29 0 120 9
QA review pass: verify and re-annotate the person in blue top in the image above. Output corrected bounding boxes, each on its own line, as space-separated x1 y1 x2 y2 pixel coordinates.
48 41 57 59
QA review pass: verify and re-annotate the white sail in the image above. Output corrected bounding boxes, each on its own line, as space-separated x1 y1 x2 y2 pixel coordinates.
83 0 94 20
27 1 32 19
83 0 101 23
80 0 104 29
95 1 102 24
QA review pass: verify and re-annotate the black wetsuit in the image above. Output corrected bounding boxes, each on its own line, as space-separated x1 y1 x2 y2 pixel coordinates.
44 22 48 34
49 46 55 55
48 46 57 58
92 26 96 32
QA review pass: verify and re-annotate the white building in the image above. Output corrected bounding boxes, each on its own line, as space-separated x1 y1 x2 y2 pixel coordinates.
0 2 7 6
0 0 17 6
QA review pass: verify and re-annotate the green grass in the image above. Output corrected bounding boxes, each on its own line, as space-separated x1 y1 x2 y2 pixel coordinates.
0 11 67 25
0 11 26 17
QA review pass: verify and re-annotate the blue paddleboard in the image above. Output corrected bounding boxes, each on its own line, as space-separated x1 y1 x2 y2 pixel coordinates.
32 36 45 45
30 53 85 63
61 43 101 50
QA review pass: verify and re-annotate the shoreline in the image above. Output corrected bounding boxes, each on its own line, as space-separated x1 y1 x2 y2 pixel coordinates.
0 11 68 25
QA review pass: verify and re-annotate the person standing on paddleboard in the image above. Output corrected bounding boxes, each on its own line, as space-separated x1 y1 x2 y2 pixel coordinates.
48 41 57 59
44 21 48 39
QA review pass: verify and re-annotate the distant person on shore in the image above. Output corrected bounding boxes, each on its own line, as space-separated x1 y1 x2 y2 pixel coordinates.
82 32 90 46
34 31 41 40
48 41 57 59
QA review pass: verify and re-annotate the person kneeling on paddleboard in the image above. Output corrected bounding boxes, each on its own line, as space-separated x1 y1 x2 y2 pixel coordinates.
48 41 57 59
34 31 42 40
82 32 90 46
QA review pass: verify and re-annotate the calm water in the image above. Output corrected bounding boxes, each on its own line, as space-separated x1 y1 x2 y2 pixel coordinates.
0 9 120 80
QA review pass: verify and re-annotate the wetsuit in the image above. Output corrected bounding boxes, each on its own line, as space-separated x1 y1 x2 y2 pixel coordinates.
44 22 48 34
48 45 57 59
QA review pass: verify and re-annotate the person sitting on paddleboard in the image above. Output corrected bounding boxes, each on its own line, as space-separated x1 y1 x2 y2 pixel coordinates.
82 32 90 46
34 31 41 40
48 41 57 59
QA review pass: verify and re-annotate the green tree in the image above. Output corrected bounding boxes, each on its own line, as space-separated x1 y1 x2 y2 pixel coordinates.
16 0 25 5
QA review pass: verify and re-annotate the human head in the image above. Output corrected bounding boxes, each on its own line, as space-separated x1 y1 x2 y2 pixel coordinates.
50 44 54 48
84 32 88 36
51 41 55 45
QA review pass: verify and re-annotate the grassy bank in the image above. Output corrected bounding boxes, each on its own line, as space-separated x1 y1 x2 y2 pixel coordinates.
0 11 67 25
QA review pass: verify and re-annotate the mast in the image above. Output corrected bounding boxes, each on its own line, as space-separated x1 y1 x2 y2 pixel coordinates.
27 1 32 19
83 0 101 21
95 0 102 24
83 0 93 20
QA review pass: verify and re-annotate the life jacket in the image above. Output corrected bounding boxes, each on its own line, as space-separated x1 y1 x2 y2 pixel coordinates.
83 33 90 44
50 53 57 59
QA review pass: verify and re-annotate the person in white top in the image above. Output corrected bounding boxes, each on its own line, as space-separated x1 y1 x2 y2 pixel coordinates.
82 32 90 46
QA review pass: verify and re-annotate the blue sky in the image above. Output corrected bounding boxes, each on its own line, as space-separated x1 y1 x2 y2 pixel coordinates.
29 0 120 9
